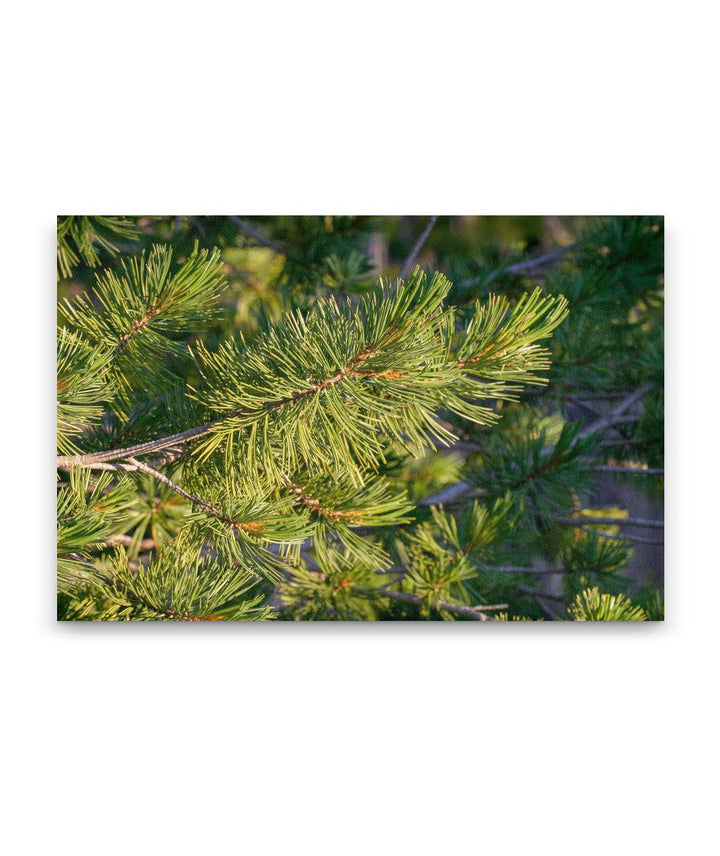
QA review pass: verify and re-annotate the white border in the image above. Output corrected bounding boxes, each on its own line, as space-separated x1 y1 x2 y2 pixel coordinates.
3 3 715 854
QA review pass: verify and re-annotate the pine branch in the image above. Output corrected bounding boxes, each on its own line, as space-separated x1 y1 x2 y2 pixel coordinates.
569 588 648 621
57 216 139 280
60 243 226 419
58 274 568 472
56 346 383 467
92 547 270 621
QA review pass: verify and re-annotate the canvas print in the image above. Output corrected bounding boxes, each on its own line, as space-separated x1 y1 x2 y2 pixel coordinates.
57 216 664 621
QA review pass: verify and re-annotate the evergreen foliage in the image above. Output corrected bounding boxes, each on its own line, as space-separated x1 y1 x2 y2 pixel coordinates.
569 587 648 622
57 215 664 621
57 216 139 280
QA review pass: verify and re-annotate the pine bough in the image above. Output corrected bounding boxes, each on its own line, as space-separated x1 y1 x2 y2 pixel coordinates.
56 234 656 622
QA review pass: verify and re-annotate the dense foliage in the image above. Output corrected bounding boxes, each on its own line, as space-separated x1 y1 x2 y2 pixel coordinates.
57 215 664 621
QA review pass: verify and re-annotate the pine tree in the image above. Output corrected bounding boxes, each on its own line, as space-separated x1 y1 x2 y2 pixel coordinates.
57 215 664 621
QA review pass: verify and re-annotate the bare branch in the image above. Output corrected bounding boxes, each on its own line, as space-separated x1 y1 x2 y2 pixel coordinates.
420 482 475 507
457 243 576 293
477 564 611 576
398 216 438 279
556 514 663 530
229 217 286 255
59 447 189 472
593 464 664 476
572 525 663 546
56 422 218 468
578 383 653 440
373 587 507 621
503 244 576 276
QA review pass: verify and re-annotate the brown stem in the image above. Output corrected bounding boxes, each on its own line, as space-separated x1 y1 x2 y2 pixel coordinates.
280 474 362 524
114 300 164 354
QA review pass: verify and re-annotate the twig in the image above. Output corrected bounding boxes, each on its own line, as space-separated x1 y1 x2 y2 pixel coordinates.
574 525 663 546
567 398 603 418
476 564 611 576
565 389 639 400
60 447 189 472
398 216 438 279
379 562 613 577
229 217 286 255
578 383 652 440
120 461 266 561
124 458 261 537
601 438 652 447
592 465 664 476
126 458 224 517
420 482 475 507
57 422 218 468
372 587 507 621
446 440 483 455
504 244 576 276
458 243 576 293
510 585 568 619
556 514 663 530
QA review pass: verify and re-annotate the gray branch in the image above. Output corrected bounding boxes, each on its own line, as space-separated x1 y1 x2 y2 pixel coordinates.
458 243 576 293
593 465 664 476
125 457 226 522
556 514 663 530
398 216 438 279
372 587 507 621
578 383 653 440
229 217 286 255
